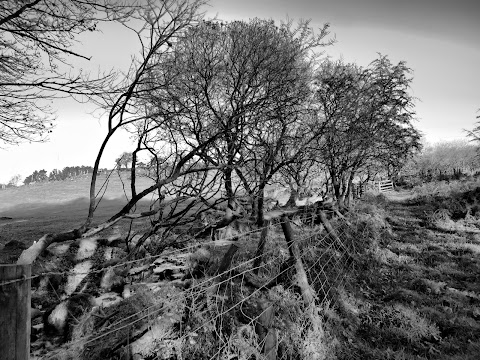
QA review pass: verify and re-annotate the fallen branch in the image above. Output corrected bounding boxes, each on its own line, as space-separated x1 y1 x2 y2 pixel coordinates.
17 196 194 264
17 229 81 265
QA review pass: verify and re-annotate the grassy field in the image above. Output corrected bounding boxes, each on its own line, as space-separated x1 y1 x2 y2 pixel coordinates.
0 172 156 261
330 187 480 359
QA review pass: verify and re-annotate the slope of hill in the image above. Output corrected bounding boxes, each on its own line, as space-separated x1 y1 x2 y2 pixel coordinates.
0 172 157 261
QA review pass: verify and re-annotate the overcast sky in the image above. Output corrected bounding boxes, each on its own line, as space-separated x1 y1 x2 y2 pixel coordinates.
1 0 479 183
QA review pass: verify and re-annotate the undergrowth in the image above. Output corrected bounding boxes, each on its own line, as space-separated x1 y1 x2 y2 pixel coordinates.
33 182 480 359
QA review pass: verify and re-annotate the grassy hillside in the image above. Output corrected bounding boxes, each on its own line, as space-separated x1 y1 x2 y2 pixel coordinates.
0 172 157 212
0 172 157 259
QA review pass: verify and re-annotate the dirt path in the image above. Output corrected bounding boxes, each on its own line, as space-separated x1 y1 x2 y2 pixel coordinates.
339 190 480 359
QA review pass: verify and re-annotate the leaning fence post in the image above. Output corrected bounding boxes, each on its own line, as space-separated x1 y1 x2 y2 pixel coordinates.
280 215 324 359
280 215 316 305
0 264 31 360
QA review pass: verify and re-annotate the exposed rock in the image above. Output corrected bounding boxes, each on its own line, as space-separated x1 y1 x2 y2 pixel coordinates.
100 267 125 292
128 264 150 275
63 261 92 297
130 317 180 359
122 284 132 299
48 243 70 256
103 247 127 262
75 237 98 261
31 308 43 320
47 301 68 334
93 292 123 308
153 264 186 274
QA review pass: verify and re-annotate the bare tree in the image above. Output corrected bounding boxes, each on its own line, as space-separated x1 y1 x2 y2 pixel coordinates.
314 56 421 207
0 0 135 145
151 19 333 228
18 0 211 264
412 140 479 181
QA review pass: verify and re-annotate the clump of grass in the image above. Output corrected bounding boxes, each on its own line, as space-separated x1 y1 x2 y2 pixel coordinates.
339 196 393 255
426 207 480 233
412 179 480 200
360 303 440 347
45 286 167 360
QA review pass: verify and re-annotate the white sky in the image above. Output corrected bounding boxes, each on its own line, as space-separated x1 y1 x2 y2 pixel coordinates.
1 0 479 183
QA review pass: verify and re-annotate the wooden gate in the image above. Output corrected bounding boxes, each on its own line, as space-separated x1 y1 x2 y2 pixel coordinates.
377 179 394 192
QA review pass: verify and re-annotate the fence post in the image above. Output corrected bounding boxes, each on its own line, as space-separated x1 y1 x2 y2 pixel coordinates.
0 264 31 360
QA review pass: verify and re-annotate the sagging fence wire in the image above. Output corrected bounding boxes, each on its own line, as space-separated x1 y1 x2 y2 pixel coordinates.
177 228 353 360
87 236 345 358
72 231 338 360
8 208 354 360
47 225 330 349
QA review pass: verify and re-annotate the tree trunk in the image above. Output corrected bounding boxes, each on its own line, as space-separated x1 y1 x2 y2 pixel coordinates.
286 179 298 207
345 171 355 208
256 185 266 227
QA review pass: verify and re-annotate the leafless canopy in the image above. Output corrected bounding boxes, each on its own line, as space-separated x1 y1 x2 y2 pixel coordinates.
0 0 136 145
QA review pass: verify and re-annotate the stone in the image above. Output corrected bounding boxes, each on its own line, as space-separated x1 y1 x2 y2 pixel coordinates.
152 264 186 274
101 267 125 291
75 237 98 261
47 301 68 334
93 292 123 308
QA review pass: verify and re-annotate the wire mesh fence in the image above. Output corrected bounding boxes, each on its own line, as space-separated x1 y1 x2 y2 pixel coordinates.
1 209 356 360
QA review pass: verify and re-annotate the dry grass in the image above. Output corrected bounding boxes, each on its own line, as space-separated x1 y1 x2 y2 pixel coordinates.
11 175 480 359
328 184 480 360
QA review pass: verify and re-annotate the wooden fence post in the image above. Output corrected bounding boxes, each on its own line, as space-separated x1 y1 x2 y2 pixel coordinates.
0 264 31 360
280 215 324 360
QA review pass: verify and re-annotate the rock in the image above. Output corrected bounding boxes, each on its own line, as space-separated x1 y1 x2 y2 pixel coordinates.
93 293 123 308
0 216 13 220
98 235 124 247
31 323 44 334
47 301 68 334
31 308 43 320
122 285 132 299
128 264 150 276
152 264 186 274
100 268 125 292
130 317 179 358
48 243 70 256
103 247 127 262
75 237 97 261
64 261 92 297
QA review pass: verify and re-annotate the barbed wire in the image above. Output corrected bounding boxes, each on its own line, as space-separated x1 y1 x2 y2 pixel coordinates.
8 222 347 355
172 228 351 360
78 227 330 343
39 223 346 358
